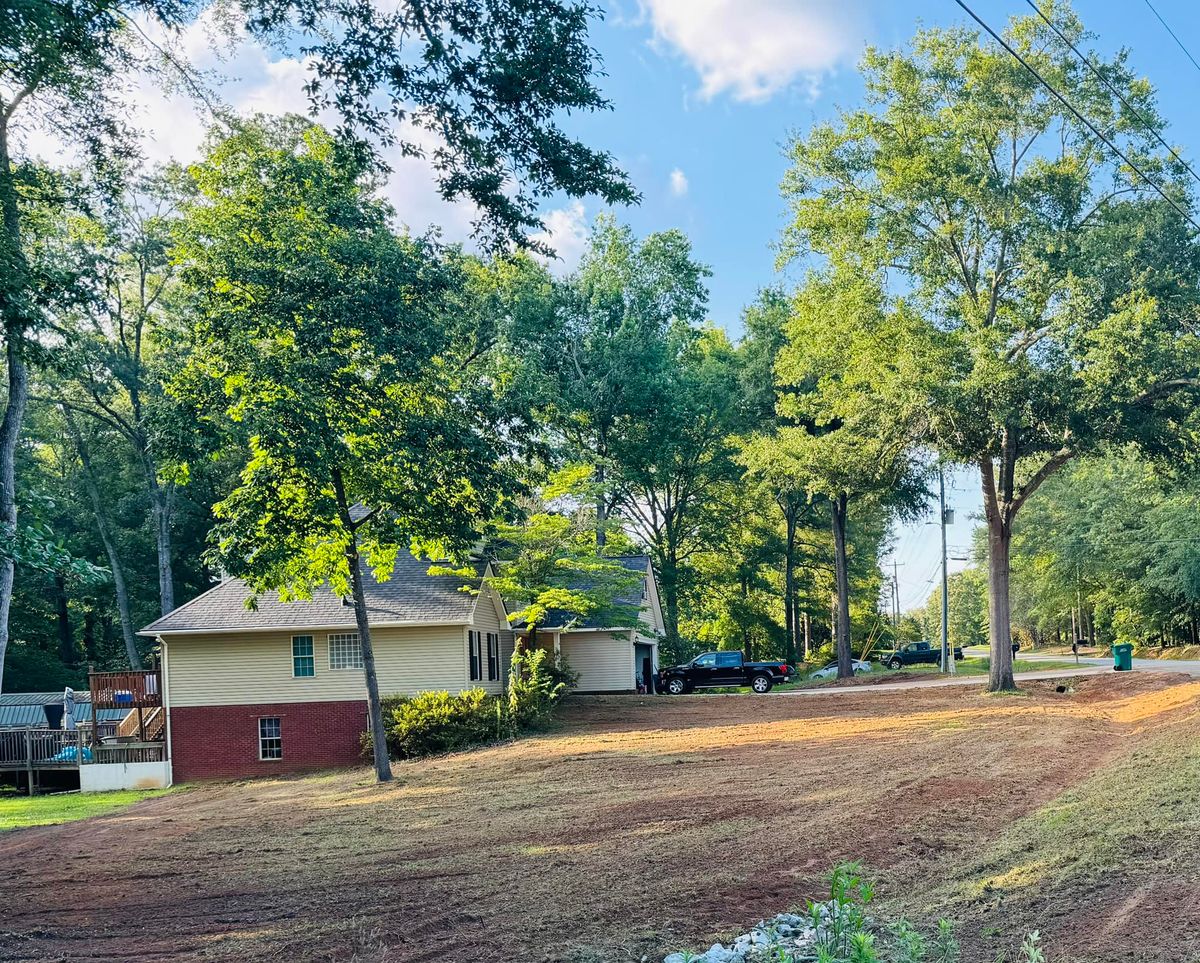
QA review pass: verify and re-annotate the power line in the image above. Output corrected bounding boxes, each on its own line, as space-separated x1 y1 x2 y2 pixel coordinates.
953 0 1200 232
1026 0 1200 191
1141 0 1200 78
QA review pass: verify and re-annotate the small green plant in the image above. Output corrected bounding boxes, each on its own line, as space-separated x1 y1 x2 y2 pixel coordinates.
1019 932 1045 963
930 920 959 963
507 646 570 729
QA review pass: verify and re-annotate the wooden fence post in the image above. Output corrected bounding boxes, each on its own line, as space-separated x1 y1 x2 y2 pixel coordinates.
24 728 33 797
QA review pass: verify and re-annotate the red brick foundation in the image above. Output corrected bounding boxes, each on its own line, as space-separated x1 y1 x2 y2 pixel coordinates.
169 700 369 781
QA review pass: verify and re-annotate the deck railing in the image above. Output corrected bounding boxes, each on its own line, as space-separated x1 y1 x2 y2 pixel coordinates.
88 668 162 710
93 743 166 765
0 728 167 772
0 728 88 771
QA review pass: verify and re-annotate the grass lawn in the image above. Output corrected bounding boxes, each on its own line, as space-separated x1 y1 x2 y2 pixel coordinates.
0 787 171 831
789 656 1082 688
1 674 1197 963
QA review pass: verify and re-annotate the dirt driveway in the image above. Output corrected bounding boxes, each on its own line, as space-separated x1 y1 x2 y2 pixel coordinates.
1 674 1198 963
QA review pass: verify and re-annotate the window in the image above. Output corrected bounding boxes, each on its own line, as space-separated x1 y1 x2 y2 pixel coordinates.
258 717 282 760
694 653 717 668
469 630 482 681
486 632 500 681
715 652 742 668
292 636 315 677
328 633 363 670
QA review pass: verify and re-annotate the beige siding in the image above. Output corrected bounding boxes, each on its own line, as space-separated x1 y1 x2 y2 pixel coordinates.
165 624 469 708
559 631 635 693
468 585 512 694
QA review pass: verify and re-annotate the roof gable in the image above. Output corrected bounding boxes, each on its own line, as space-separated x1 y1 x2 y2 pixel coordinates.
504 554 661 633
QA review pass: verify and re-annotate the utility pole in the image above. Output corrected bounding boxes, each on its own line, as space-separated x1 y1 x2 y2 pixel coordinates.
939 467 953 675
892 560 900 627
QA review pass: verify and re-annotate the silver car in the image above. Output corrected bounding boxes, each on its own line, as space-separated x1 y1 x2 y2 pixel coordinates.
808 659 873 680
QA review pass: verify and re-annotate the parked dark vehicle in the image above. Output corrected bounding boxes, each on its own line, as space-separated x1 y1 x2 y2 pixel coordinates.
659 651 793 695
882 640 964 670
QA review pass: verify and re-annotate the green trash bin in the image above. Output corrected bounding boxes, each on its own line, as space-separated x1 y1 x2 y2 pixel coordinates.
1113 643 1133 672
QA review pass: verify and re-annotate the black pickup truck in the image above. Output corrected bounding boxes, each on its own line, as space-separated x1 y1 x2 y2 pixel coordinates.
882 640 964 669
660 651 793 694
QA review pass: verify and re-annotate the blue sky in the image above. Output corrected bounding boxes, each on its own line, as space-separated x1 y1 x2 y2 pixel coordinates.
32 0 1200 609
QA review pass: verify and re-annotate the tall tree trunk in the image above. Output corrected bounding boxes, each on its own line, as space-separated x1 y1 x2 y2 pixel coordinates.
783 507 797 665
333 475 391 783
346 533 391 783
64 409 142 668
802 610 811 662
594 462 607 552
54 572 75 664
831 493 852 680
740 574 753 662
661 555 680 657
0 123 30 695
82 607 97 663
147 475 176 615
984 502 1015 691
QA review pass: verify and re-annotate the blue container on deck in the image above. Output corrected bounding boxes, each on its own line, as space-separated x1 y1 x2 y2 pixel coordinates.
1113 643 1133 672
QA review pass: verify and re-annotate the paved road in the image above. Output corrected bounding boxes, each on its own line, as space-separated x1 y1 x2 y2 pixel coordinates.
779 664 1112 697
965 646 1200 677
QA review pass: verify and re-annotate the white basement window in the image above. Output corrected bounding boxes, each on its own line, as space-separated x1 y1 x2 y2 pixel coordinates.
328 632 363 670
258 717 282 760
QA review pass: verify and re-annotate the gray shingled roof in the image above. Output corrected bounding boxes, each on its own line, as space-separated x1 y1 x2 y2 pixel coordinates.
507 555 651 630
140 553 485 635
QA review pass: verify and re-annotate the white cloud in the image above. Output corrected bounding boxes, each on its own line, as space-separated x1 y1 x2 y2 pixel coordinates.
530 201 589 276
638 0 862 103
668 167 688 197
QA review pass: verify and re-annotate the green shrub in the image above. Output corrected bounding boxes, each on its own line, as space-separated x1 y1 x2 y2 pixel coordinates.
378 688 507 759
507 647 570 730
365 649 577 761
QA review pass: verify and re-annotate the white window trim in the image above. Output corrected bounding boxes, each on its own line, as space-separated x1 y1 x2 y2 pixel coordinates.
292 635 315 678
328 632 363 670
468 630 483 682
486 632 500 682
258 716 283 761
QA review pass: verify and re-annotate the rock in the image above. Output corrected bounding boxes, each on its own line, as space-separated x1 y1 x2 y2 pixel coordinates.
663 955 687 963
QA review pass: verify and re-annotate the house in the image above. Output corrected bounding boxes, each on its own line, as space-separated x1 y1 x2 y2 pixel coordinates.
139 552 664 781
512 555 665 695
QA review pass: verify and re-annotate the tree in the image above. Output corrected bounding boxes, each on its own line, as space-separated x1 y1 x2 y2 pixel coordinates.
779 5 1200 690
553 218 711 553
174 119 514 782
771 271 928 680
1008 449 1200 647
459 466 643 648
738 287 821 665
609 326 741 655
0 0 633 691
738 436 823 665
47 173 194 619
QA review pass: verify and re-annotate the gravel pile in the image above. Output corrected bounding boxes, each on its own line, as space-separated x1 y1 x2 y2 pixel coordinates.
663 901 858 963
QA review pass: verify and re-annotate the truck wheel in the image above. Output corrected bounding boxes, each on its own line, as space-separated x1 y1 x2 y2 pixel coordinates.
750 674 773 694
666 677 687 695
888 657 903 670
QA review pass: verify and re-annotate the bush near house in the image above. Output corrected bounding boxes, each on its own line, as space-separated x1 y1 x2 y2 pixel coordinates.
372 648 576 759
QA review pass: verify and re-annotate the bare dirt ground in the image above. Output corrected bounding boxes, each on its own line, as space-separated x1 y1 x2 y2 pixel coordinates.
2 673 1199 963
